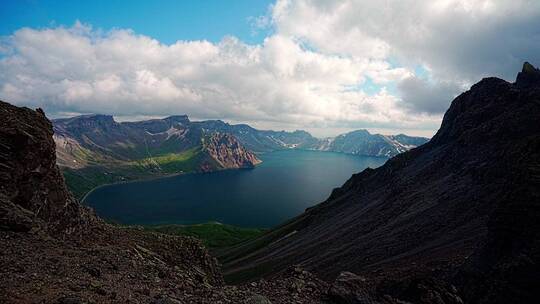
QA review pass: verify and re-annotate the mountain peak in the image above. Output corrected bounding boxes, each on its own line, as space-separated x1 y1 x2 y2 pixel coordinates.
516 61 540 88
431 63 540 146
344 129 371 136
66 114 116 125
222 66 540 303
164 115 190 124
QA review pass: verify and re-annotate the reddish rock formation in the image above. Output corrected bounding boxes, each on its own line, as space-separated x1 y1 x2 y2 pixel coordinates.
203 132 262 169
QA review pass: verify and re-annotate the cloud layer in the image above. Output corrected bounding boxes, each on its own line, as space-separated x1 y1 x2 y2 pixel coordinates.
1 0 539 136
272 0 540 113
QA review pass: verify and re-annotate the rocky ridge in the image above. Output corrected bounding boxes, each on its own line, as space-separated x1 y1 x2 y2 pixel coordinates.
311 130 425 157
54 113 425 198
192 119 428 156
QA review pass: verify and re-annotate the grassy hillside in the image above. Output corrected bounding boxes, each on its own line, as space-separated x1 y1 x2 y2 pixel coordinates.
132 147 204 173
145 222 266 249
63 147 208 200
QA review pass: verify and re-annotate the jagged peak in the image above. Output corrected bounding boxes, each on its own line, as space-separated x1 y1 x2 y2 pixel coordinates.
516 61 540 88
431 64 539 145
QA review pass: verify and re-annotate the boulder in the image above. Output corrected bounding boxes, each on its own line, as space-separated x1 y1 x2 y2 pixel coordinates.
328 271 376 304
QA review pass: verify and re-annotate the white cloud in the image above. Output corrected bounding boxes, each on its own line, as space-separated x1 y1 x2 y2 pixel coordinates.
398 76 464 114
1 0 538 137
269 0 540 114
0 22 426 136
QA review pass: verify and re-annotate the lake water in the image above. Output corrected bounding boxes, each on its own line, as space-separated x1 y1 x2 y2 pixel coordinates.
83 150 387 228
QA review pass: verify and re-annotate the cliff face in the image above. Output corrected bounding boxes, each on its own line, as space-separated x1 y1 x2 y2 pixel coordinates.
202 132 262 170
221 64 540 303
0 101 96 234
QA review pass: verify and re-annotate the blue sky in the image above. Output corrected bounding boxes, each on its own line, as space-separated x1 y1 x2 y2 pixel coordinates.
0 0 273 44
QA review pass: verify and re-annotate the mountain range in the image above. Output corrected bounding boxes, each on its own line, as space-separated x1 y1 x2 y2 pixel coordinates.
0 63 539 303
53 115 428 198
53 114 262 198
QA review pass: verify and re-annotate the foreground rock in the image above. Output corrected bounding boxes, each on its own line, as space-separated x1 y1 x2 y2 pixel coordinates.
328 272 375 304
0 101 97 235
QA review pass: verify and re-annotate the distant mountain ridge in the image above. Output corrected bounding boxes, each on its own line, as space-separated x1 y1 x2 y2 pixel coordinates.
54 114 428 157
189 119 428 156
53 114 261 198
309 130 427 157
53 114 427 198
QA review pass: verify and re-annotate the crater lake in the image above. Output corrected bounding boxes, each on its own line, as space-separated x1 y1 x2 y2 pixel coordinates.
83 150 387 227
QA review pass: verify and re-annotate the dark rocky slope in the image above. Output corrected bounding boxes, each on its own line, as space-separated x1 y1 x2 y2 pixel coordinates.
221 63 540 303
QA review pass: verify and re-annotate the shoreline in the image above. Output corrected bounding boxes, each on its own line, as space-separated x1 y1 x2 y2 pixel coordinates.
79 171 184 203
79 164 263 203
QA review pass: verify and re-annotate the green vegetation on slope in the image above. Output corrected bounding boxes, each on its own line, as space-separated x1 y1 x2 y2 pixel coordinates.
63 147 208 200
216 214 308 283
63 166 128 200
145 222 266 249
132 147 204 173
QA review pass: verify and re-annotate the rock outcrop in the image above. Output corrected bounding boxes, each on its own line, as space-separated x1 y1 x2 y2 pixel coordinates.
0 102 222 302
0 101 96 235
221 63 540 303
202 132 262 170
